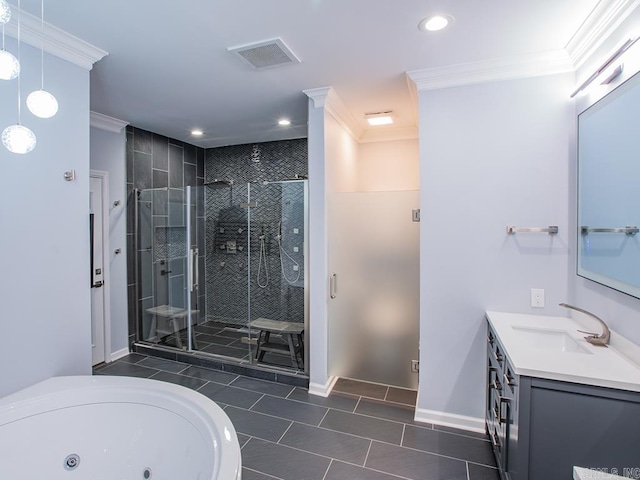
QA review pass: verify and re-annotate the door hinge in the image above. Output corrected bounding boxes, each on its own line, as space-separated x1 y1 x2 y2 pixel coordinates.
411 360 419 373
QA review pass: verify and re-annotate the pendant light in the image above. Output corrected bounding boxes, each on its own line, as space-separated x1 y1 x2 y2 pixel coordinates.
0 23 19 80
0 0 10 24
2 0 36 154
27 0 57 118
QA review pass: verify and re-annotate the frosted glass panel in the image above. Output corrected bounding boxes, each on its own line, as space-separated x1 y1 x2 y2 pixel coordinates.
328 190 419 389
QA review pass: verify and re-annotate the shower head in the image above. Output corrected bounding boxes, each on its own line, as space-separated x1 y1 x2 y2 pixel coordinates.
204 179 234 188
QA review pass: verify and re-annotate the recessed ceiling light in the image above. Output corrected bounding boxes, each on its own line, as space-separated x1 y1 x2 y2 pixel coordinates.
278 118 291 126
365 111 394 126
191 129 203 136
418 14 454 32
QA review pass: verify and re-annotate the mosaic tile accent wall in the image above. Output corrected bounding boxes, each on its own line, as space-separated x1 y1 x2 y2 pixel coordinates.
204 139 307 327
126 133 307 347
126 127 205 346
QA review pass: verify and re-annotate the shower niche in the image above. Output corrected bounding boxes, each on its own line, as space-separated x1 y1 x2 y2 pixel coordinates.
134 180 308 376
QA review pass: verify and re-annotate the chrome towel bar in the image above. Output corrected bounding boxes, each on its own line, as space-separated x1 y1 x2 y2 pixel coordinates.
581 226 638 235
506 226 558 235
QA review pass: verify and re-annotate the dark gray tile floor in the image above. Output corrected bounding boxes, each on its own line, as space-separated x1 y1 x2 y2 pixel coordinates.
154 321 306 373
94 354 499 480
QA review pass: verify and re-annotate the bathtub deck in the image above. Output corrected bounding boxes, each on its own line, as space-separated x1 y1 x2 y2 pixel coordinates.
94 354 498 480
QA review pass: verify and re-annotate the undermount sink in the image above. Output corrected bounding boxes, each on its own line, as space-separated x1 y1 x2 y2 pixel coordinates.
511 326 592 354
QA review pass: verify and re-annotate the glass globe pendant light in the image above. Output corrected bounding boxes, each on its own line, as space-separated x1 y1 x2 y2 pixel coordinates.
0 47 19 79
0 23 19 80
2 124 36 154
2 0 36 154
0 0 11 25
27 0 57 118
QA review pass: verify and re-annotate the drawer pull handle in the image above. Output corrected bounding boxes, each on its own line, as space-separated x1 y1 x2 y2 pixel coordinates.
492 377 502 391
504 372 516 387
490 430 501 450
498 396 510 424
493 350 503 363
487 366 496 387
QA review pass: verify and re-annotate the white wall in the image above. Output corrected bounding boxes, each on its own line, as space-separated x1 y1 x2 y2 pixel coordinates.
416 73 574 428
90 126 128 356
0 39 92 397
357 139 419 192
325 111 359 193
569 8 640 346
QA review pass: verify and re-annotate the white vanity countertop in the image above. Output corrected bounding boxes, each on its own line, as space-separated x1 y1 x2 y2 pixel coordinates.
486 311 640 392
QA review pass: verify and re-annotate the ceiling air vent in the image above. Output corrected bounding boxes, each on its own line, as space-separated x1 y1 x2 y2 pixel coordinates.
228 38 301 69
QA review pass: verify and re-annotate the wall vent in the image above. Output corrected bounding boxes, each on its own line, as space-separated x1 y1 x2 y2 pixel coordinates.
228 38 301 69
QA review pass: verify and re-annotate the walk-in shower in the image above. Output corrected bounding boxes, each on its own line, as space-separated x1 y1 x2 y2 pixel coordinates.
133 180 308 376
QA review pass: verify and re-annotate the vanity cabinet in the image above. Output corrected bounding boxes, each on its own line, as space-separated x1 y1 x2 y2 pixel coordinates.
486 320 640 480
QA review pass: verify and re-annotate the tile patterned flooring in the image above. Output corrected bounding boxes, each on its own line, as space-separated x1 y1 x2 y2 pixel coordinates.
155 321 306 373
94 354 499 480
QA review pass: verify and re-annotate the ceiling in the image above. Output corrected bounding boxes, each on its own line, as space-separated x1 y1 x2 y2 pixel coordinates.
16 0 602 148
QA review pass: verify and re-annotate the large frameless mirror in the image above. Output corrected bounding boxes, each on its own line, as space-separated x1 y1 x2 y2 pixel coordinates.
577 70 640 298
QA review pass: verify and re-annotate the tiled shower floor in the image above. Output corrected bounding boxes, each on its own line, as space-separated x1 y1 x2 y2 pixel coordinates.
155 321 305 373
94 354 499 480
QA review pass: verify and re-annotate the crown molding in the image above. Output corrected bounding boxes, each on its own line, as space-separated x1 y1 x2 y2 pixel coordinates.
4 5 107 70
303 87 332 108
304 86 363 141
566 0 640 70
90 111 129 133
407 49 573 92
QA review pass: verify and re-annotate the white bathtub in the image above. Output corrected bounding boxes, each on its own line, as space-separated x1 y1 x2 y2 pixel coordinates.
0 375 241 480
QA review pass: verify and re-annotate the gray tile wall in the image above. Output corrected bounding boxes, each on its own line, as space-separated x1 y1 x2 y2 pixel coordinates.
126 127 205 346
204 139 308 327
126 133 308 346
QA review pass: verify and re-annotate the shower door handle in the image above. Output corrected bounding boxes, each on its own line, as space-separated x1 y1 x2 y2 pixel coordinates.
189 248 199 292
330 273 337 299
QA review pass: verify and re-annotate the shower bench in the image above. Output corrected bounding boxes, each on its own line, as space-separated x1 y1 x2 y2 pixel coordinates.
250 318 304 369
146 305 199 350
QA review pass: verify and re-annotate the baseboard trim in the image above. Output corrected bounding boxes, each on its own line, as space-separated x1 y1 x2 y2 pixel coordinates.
309 376 338 397
110 348 130 362
414 407 485 434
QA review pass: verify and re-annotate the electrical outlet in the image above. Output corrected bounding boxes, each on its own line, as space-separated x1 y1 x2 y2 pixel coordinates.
531 288 545 308
411 360 419 373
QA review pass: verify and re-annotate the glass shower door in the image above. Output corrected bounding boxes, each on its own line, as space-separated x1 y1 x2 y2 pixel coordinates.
247 180 307 370
135 186 201 350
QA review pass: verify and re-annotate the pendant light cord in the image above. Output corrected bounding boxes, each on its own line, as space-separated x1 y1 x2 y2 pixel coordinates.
40 0 43 89
17 0 21 123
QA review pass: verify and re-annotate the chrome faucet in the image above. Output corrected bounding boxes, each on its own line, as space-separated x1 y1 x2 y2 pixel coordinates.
559 303 610 347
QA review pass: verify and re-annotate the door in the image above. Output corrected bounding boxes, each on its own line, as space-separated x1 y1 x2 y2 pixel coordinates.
136 186 202 351
90 174 107 365
328 190 420 389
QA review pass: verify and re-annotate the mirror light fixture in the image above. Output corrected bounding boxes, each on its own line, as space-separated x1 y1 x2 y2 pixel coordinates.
418 14 454 32
365 111 394 126
570 36 639 98
27 0 57 118
2 0 36 154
